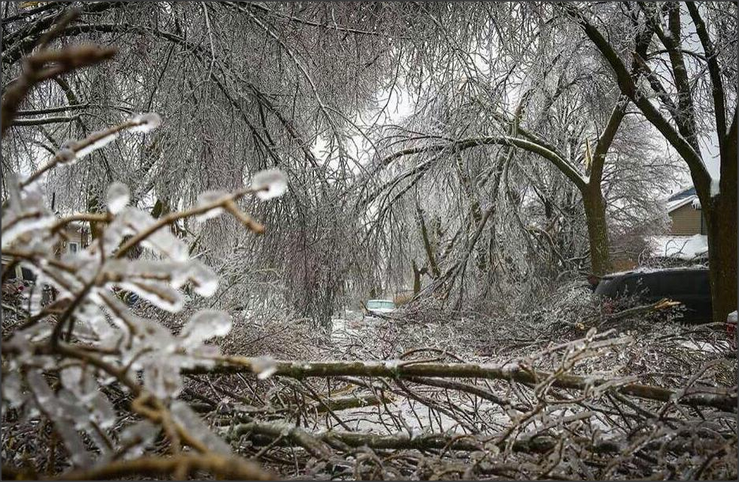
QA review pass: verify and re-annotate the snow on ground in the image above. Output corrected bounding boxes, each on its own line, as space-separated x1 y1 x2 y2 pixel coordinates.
649 234 708 260
678 339 732 354
328 315 483 434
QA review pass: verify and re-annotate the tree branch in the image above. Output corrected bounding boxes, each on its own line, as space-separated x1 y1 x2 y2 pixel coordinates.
185 356 737 411
564 5 710 198
686 2 727 144
381 136 588 192
47 453 273 481
8 115 79 126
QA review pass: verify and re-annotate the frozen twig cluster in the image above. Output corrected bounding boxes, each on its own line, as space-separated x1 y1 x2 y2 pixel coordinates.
2 99 286 478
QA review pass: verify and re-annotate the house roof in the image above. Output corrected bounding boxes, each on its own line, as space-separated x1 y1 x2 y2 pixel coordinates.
665 186 700 213
666 196 700 212
667 186 696 203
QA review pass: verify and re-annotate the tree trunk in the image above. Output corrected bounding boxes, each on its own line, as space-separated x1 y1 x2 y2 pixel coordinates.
583 188 611 276
411 260 424 296
703 149 738 323
705 207 737 324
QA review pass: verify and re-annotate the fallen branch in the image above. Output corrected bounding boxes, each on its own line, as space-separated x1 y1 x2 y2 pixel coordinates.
227 420 334 460
228 420 734 459
186 356 737 411
43 453 273 480
307 392 390 413
600 298 682 324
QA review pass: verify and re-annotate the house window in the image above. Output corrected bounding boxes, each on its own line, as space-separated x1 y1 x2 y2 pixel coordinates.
68 242 79 254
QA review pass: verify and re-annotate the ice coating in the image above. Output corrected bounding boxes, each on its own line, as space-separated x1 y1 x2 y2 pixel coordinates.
143 360 183 399
27 370 93 467
180 310 233 348
106 182 130 214
252 356 278 380
173 260 219 296
119 420 160 459
170 401 232 455
251 169 288 200
119 280 184 312
57 147 76 164
118 207 188 261
129 112 162 133
75 131 120 159
1 188 57 249
195 190 228 221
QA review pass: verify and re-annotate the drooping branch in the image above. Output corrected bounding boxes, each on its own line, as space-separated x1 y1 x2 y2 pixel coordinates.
380 135 588 192
1 44 116 136
1 1 120 66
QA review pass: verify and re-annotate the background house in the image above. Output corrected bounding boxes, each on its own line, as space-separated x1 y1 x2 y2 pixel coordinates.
665 187 707 236
57 221 90 255
648 186 708 264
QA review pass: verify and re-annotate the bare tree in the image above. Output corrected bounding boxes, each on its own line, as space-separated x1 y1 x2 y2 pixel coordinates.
565 2 737 322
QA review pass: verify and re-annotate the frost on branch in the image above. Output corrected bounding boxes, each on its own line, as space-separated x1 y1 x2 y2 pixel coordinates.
195 190 228 221
106 181 130 214
1 180 56 250
129 112 162 133
2 112 274 475
180 310 233 349
251 168 288 200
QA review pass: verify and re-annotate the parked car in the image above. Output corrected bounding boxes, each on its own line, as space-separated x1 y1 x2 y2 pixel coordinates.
593 267 712 323
364 299 396 318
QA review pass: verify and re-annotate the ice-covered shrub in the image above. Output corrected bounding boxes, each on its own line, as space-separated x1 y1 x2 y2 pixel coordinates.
1 114 284 479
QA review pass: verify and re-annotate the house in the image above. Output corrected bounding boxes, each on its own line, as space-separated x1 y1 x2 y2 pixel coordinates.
649 186 708 263
665 186 706 236
57 220 90 255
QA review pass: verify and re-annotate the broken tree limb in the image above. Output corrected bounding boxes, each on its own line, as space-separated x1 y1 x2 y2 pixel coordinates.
225 420 728 456
41 453 274 481
308 393 391 413
598 298 682 325
226 420 334 460
185 357 737 412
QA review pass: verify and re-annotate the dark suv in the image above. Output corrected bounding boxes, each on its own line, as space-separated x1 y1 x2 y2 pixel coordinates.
593 267 712 323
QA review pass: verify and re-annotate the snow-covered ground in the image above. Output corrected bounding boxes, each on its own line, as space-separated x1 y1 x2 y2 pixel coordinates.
648 234 708 260
330 312 386 342
678 339 732 354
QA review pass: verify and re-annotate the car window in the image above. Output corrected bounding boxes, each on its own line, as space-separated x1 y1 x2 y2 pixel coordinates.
672 270 710 296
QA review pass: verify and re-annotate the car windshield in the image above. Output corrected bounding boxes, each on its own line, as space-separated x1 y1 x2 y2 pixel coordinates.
367 300 395 310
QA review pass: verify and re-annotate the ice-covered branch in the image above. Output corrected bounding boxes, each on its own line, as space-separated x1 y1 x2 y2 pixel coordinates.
185 356 737 411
